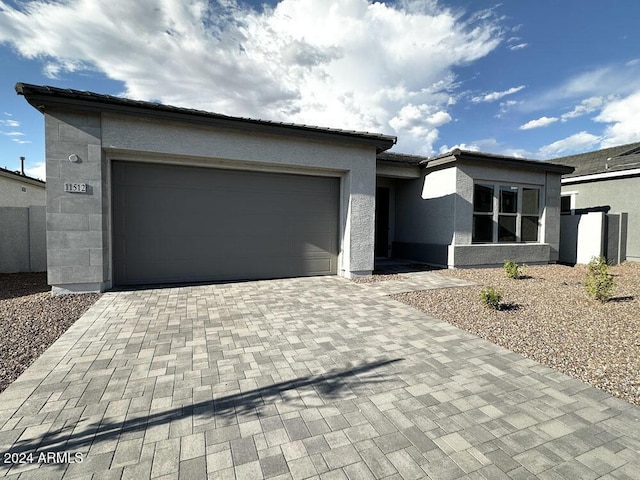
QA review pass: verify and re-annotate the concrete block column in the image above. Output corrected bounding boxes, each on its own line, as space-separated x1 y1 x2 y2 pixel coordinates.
44 110 108 293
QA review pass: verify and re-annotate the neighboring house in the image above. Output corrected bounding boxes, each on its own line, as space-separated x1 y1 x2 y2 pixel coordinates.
16 83 572 293
0 166 47 272
556 141 640 263
375 150 573 268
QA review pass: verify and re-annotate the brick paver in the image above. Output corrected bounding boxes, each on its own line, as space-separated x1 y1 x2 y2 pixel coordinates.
0 271 638 479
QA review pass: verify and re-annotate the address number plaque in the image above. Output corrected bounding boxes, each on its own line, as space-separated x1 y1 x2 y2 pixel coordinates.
63 182 88 193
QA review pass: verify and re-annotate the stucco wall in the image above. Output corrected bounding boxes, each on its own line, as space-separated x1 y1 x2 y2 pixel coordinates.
0 206 46 272
0 175 45 207
454 162 548 246
563 176 639 261
391 167 456 265
453 244 552 267
387 162 564 267
102 114 377 278
0 174 46 273
44 109 379 292
445 162 564 267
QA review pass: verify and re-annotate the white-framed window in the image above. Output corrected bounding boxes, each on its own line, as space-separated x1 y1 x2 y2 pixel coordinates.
472 183 541 243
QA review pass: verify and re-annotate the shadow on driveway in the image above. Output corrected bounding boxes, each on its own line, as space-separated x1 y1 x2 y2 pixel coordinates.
13 358 403 458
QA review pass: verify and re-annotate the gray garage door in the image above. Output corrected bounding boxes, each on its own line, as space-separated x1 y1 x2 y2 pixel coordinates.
112 161 339 286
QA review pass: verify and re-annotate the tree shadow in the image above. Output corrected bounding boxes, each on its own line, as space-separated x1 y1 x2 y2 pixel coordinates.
10 358 403 460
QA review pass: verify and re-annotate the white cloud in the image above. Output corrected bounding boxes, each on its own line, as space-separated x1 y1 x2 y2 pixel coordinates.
495 99 518 117
560 96 604 121
1 131 25 136
12 138 31 144
439 143 481 154
471 85 525 103
522 62 640 113
595 90 640 147
439 138 530 158
519 116 558 130
0 119 20 127
509 43 527 51
538 131 600 158
25 162 45 180
0 0 505 155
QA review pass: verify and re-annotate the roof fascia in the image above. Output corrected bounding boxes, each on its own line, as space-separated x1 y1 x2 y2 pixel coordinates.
0 169 45 186
562 167 640 184
19 90 396 153
423 152 574 174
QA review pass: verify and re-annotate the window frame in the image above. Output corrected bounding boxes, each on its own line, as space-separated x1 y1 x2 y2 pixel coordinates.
472 184 495 243
472 182 542 244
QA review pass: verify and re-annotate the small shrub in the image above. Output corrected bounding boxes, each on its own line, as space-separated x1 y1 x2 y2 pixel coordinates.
480 286 502 310
504 260 525 279
585 256 615 302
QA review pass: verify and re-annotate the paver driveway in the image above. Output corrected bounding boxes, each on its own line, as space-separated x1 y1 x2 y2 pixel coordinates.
1 272 639 479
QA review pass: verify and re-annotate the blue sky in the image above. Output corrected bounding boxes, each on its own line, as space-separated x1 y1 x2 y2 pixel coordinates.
1 0 639 180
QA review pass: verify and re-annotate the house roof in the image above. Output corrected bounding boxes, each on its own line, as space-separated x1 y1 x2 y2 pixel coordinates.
376 151 425 166
0 166 45 187
16 83 397 153
553 141 640 178
423 148 574 174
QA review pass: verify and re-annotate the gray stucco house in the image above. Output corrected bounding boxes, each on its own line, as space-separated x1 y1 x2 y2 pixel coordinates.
17 83 572 293
556 142 640 263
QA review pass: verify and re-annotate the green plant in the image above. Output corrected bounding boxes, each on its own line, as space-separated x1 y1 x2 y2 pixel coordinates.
480 286 502 310
585 256 615 302
504 260 525 279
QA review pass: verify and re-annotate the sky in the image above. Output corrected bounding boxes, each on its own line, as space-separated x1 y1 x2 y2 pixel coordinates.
1 0 639 180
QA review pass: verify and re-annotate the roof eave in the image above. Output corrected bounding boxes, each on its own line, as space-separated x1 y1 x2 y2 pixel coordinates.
16 83 396 154
421 150 574 174
0 168 46 186
562 167 640 184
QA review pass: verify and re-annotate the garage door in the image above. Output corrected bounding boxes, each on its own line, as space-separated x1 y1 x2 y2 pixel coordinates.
112 161 339 286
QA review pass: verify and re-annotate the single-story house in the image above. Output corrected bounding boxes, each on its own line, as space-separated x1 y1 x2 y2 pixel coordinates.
556 141 640 263
0 165 46 272
16 83 573 293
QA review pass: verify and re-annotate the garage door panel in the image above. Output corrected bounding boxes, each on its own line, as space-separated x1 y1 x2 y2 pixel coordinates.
113 161 339 286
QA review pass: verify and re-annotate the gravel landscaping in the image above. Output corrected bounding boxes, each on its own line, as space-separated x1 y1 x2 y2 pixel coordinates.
0 272 101 393
392 262 640 406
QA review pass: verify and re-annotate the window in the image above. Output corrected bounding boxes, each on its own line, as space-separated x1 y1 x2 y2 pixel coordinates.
472 183 541 243
561 192 577 213
472 184 494 243
521 188 540 241
498 186 518 242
